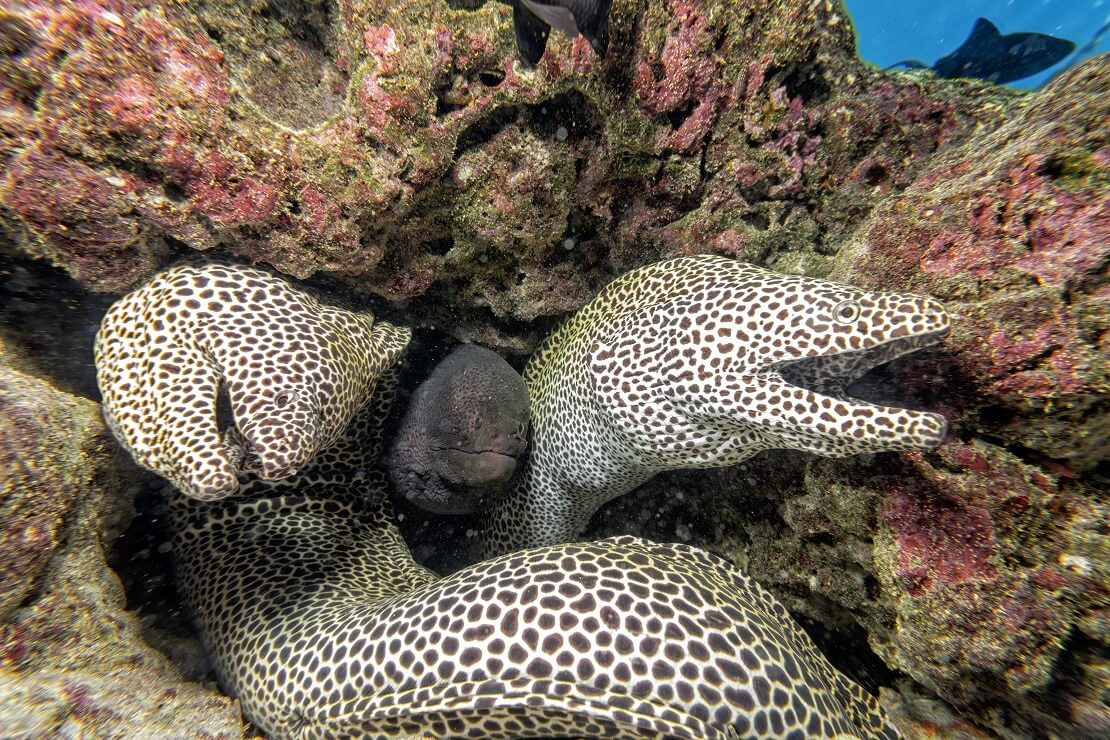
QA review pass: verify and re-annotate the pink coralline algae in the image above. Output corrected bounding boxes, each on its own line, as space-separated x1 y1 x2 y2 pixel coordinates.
633 2 733 154
836 60 1109 472
0 0 1016 348
881 484 997 595
869 437 1106 716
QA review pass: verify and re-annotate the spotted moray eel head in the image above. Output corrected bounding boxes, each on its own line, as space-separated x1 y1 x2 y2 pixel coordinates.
94 262 410 501
588 257 951 462
761 286 951 450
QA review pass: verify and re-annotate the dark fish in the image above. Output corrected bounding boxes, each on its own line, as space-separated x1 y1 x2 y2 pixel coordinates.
889 18 1075 84
513 0 612 65
387 345 529 515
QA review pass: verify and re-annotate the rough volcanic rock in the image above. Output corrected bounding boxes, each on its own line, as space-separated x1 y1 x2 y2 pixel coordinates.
823 57 1109 733
834 60 1109 474
0 336 245 738
0 0 1015 351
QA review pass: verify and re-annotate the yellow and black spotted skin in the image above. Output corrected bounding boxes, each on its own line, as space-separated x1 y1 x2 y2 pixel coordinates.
94 262 407 501
480 255 951 556
99 260 902 739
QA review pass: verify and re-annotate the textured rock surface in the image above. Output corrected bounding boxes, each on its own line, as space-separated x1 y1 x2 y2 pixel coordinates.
0 335 246 738
826 58 1110 734
834 60 1109 474
0 0 1014 351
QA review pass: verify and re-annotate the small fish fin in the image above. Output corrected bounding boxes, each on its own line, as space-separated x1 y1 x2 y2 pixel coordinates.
968 17 1002 43
558 0 613 56
513 0 551 65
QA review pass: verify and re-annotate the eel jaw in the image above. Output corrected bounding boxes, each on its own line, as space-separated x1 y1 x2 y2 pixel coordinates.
766 325 950 452
776 326 949 396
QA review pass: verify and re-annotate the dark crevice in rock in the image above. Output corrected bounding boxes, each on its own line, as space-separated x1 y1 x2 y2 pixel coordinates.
1037 154 1065 179
163 235 201 261
741 210 770 231
425 237 454 256
864 163 888 186
163 182 189 204
434 85 468 116
806 532 837 547
201 24 224 44
0 251 114 400
477 68 505 87
453 105 520 156
665 101 698 131
779 56 832 104
523 89 600 141
795 615 901 696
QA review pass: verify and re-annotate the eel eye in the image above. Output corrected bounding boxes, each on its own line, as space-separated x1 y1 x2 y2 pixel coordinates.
274 391 294 408
833 300 861 324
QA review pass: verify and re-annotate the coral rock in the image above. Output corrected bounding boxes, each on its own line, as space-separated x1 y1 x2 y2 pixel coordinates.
1 0 1014 350
0 336 245 737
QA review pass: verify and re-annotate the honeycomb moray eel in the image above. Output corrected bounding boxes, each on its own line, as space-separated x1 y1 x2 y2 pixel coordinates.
168 371 898 740
480 254 951 557
97 262 900 738
94 262 406 501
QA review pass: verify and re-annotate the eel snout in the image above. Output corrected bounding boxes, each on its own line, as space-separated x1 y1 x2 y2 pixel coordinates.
772 296 952 454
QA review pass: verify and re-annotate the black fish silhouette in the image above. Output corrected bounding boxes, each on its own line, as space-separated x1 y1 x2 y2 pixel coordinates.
889 18 1075 84
513 0 612 65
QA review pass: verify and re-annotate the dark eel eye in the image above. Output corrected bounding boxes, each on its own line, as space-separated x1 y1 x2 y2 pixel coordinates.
833 300 861 323
275 391 293 407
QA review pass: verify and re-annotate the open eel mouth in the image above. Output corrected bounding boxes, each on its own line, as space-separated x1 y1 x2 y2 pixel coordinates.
766 322 951 449
774 327 949 398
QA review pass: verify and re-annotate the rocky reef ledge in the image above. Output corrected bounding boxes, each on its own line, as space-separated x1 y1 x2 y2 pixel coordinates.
0 0 1106 737
0 0 1017 349
0 333 245 736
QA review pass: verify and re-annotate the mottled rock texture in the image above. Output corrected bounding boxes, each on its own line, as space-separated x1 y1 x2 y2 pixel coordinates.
829 58 1109 735
0 335 246 738
0 0 1013 351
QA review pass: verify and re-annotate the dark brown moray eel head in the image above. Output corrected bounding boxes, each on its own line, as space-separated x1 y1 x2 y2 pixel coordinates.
388 344 530 514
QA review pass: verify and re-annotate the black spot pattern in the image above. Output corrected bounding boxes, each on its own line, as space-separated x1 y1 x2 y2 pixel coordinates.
481 254 950 555
95 263 408 500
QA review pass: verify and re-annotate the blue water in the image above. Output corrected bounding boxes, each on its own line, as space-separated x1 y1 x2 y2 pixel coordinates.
846 0 1110 88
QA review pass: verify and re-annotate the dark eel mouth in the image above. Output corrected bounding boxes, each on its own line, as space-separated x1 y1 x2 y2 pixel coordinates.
433 446 522 460
771 328 948 405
